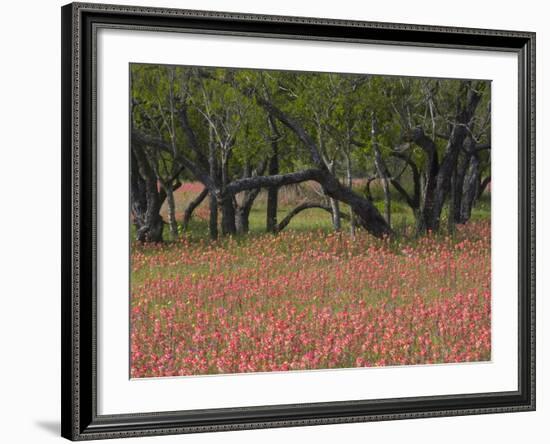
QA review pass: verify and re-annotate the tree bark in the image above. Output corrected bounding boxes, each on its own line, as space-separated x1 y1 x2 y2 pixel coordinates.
266 117 280 233
218 135 237 236
452 151 470 224
389 151 420 210
235 206 250 234
364 177 375 202
132 130 214 190
130 149 149 236
266 167 279 233
161 181 179 240
134 88 393 239
406 82 483 233
451 135 486 225
344 153 356 238
207 126 219 239
447 167 457 234
227 168 391 238
235 186 262 234
459 154 481 223
427 83 483 231
405 127 439 233
234 158 267 234
208 191 218 240
220 192 237 235
225 87 392 237
327 163 341 231
371 113 391 227
182 186 208 231
329 198 342 231
478 176 491 199
131 144 164 242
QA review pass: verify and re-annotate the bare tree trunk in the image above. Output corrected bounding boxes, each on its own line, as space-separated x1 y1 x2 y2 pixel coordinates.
345 154 356 238
371 113 391 228
266 116 280 233
387 151 421 230
447 167 456 234
245 91 391 237
327 163 341 231
235 206 249 234
328 198 341 231
166 187 178 240
130 98 164 243
218 140 237 236
162 183 178 240
235 203 253 234
131 145 164 242
236 187 262 234
404 129 440 234
426 83 483 231
226 168 392 238
478 176 491 199
130 149 149 236
208 191 218 240
407 82 483 233
207 126 219 240
220 192 236 235
460 154 481 223
182 187 208 231
266 171 279 232
452 152 470 224
364 177 375 202
320 177 383 236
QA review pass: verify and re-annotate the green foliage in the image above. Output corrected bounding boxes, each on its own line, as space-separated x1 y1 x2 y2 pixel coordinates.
131 64 490 179
131 63 491 239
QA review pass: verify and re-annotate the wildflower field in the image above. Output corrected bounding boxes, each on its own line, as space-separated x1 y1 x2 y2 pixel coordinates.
130 193 491 377
129 65 492 378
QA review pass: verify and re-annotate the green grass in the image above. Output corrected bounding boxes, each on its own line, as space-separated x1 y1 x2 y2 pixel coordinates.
131 190 490 288
132 182 491 244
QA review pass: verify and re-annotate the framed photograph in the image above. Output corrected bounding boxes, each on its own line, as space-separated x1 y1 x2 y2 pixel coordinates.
61 2 535 440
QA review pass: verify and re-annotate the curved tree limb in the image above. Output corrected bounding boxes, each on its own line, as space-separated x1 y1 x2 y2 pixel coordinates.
389 152 421 209
364 176 376 202
227 168 392 238
177 106 209 167
252 95 325 168
276 202 349 232
182 186 209 231
134 99 392 238
226 169 323 195
462 141 491 155
478 176 491 198
405 127 438 156
132 129 216 191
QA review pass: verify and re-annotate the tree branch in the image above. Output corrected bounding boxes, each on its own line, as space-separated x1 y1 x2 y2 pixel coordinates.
182 186 209 230
230 83 326 169
177 106 209 167
226 169 323 195
132 129 216 190
390 152 421 209
276 202 349 232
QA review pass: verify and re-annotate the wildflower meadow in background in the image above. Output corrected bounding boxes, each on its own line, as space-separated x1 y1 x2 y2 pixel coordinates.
130 220 491 378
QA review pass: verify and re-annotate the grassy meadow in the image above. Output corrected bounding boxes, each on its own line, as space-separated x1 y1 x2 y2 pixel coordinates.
130 183 491 377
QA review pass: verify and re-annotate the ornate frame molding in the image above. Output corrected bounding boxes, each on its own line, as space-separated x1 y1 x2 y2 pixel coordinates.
61 2 535 440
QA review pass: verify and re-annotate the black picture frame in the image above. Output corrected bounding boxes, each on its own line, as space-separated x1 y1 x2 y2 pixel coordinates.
61 2 536 440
